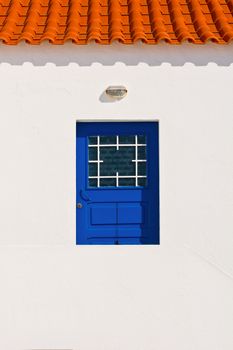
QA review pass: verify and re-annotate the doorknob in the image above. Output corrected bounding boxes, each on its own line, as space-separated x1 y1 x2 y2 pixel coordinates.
77 202 83 209
80 190 91 202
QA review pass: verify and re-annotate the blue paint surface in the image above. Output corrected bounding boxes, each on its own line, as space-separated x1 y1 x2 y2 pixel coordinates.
76 122 159 245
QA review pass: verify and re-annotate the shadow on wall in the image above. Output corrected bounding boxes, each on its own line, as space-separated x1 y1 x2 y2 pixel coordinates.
0 41 233 66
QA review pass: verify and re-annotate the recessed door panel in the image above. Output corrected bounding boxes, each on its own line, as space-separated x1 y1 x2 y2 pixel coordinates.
90 204 117 225
118 203 145 224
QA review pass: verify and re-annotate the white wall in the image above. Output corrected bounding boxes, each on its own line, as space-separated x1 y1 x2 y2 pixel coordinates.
0 42 232 349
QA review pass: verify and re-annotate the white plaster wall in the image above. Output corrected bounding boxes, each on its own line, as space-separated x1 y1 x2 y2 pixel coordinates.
0 43 232 349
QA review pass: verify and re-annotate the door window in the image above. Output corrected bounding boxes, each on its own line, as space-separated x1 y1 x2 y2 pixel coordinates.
88 135 147 187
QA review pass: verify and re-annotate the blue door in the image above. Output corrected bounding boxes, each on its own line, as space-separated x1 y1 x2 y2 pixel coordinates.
76 122 159 245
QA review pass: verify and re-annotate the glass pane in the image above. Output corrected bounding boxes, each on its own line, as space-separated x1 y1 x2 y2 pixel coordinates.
138 178 147 187
118 163 135 176
100 178 116 187
89 136 97 145
138 146 146 160
89 163 97 176
117 146 135 176
89 178 97 187
138 135 146 144
119 135 135 144
89 147 97 161
100 136 116 144
119 178 135 186
100 147 117 176
138 162 146 176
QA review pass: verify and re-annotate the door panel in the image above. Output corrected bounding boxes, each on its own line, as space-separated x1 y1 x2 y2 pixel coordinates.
76 122 159 245
118 203 144 224
90 204 117 225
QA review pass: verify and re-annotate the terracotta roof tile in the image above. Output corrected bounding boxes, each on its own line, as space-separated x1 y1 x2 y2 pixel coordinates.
0 0 232 44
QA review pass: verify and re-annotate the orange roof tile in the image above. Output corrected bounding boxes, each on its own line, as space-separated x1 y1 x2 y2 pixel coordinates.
0 0 233 45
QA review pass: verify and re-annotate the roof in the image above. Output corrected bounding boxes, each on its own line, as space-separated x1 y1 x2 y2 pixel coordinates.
0 0 233 45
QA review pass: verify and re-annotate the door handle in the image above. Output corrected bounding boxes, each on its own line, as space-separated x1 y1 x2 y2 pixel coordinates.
80 190 91 202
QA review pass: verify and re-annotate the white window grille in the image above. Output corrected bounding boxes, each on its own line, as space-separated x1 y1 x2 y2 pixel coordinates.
88 135 147 187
